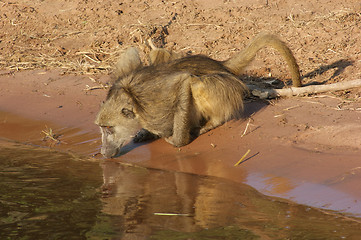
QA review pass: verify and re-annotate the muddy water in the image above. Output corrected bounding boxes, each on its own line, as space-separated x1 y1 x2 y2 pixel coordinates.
1 143 361 239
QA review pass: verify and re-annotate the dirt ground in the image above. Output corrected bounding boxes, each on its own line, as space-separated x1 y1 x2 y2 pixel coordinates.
1 0 361 217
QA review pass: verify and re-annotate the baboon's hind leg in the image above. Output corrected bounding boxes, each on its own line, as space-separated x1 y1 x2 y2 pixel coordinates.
190 74 246 136
190 77 225 135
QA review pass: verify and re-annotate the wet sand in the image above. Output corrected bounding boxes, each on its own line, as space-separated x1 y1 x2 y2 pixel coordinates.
1 70 360 217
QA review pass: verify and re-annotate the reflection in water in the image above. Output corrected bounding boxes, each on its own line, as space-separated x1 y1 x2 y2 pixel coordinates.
1 143 361 239
247 172 361 216
101 161 361 239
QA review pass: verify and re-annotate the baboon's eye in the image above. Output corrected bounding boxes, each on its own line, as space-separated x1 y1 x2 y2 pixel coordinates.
121 108 135 119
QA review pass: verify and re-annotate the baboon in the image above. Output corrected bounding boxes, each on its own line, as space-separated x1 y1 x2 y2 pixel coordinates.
95 33 301 158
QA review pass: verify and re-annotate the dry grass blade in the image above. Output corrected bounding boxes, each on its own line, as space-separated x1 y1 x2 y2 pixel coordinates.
241 118 252 137
241 115 258 137
153 213 192 216
41 126 61 144
147 38 157 50
83 84 109 91
283 105 300 111
234 149 251 166
83 77 109 91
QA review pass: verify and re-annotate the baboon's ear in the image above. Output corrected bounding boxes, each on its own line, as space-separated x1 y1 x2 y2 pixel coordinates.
114 47 142 78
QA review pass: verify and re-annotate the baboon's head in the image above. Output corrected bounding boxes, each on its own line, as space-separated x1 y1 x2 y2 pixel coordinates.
95 47 143 158
95 90 141 158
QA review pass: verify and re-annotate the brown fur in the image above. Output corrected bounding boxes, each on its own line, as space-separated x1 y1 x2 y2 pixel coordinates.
95 33 301 158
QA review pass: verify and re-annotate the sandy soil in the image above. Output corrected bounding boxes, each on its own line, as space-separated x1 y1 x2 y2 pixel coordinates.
1 0 361 217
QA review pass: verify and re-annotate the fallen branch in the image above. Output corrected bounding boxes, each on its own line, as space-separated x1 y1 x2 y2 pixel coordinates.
249 79 361 99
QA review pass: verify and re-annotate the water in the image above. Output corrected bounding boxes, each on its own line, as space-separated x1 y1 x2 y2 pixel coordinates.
0 143 115 239
1 143 361 239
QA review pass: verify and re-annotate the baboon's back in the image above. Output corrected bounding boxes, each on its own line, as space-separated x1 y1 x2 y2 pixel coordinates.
166 55 231 76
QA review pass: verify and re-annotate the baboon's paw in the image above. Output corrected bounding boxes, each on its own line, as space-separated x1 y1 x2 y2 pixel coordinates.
133 129 159 143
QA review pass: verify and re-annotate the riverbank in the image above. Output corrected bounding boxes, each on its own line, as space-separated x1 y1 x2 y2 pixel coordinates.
1 70 360 217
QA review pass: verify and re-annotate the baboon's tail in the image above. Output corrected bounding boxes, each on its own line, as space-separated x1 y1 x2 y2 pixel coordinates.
223 33 301 87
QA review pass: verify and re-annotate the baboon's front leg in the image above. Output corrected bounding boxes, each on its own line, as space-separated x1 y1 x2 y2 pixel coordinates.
165 79 193 147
